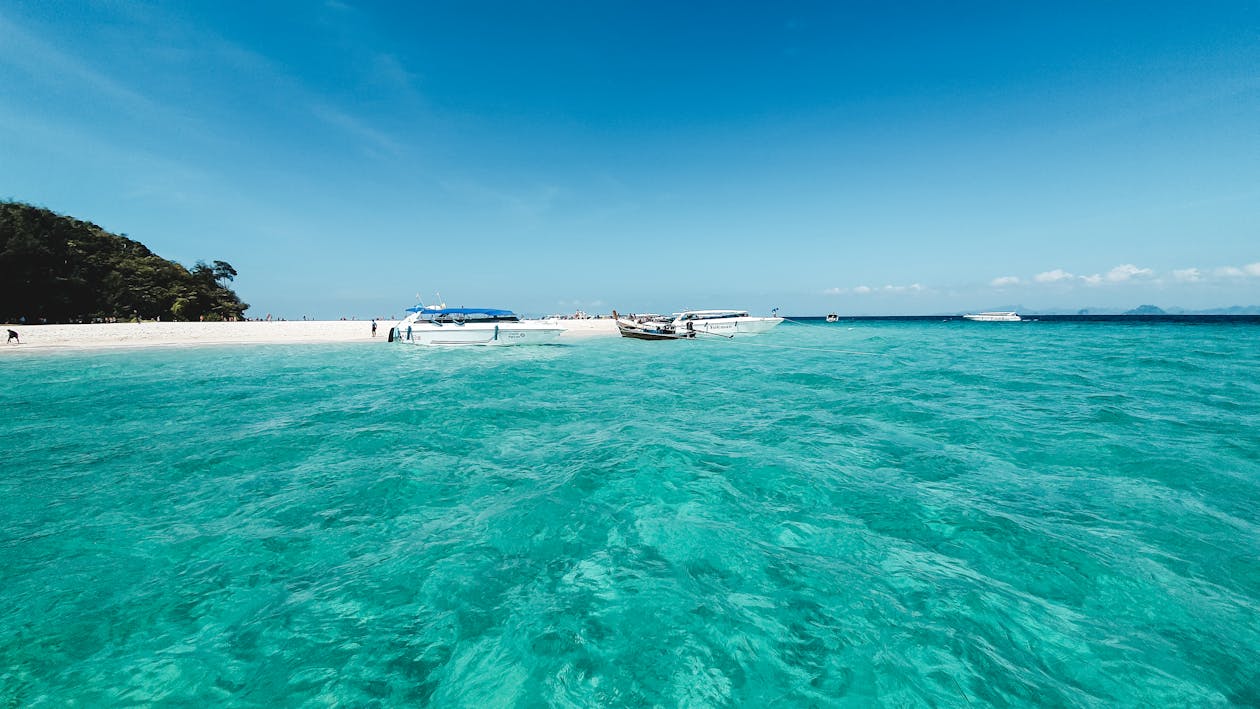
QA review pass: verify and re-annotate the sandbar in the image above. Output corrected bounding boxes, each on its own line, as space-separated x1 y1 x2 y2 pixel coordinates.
1 318 618 352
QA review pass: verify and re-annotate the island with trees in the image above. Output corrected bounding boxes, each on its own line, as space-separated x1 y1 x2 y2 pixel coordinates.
0 201 248 323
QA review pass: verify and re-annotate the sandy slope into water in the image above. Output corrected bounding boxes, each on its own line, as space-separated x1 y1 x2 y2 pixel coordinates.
0 318 618 352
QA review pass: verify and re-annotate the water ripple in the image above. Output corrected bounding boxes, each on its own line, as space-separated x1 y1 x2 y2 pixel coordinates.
2 323 1259 705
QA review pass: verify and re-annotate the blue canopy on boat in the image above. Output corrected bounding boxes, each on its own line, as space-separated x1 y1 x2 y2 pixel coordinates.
404 306 516 316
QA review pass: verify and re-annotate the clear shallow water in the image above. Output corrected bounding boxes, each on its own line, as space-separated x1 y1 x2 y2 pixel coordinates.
3 322 1259 706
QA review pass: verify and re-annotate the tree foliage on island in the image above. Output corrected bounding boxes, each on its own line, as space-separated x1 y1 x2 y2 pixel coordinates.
0 201 249 322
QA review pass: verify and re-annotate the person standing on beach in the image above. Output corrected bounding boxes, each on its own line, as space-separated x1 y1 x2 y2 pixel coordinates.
6 329 18 344
371 319 378 337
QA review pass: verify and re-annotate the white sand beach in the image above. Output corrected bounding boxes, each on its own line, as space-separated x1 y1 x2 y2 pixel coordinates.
1 317 618 352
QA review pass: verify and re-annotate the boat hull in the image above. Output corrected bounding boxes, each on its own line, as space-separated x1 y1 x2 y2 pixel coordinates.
616 323 694 340
394 322 564 346
963 312 1022 322
672 316 783 335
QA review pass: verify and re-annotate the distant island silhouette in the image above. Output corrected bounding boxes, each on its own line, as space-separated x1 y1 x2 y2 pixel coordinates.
0 201 248 324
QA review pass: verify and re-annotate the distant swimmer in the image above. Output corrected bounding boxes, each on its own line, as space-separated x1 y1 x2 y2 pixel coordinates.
6 329 18 344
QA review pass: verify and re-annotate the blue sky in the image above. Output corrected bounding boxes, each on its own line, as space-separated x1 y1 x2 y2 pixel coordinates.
2 1 1257 317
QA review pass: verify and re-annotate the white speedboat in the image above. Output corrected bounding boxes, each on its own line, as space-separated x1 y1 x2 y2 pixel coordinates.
668 309 783 336
963 311 1022 322
390 307 563 346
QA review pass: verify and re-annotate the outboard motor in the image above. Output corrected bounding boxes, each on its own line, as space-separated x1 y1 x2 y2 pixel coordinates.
387 327 395 342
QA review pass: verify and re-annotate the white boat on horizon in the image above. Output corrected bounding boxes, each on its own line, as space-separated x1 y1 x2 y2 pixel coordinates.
668 309 783 336
963 311 1022 322
390 306 563 346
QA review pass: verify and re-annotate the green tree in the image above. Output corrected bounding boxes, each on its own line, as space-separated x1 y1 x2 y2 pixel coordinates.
0 202 250 322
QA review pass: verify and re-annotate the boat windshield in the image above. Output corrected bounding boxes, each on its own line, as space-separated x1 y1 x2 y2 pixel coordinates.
426 312 520 323
409 307 522 323
678 310 749 320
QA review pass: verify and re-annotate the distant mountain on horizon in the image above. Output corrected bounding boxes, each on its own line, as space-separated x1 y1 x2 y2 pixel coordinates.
1033 305 1260 316
884 304 1260 317
804 304 1260 318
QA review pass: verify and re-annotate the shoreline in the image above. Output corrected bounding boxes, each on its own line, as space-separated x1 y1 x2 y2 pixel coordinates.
1 318 619 353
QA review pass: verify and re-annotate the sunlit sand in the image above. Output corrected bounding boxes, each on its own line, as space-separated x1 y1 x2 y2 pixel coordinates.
1 318 618 351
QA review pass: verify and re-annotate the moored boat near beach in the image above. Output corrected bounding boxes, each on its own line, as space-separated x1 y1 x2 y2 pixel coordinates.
668 309 783 336
390 306 563 346
963 311 1022 322
612 311 695 340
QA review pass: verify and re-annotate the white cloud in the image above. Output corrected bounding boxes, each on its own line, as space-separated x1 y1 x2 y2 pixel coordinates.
833 283 922 295
0 14 158 112
1035 269 1074 283
1105 264 1154 282
310 103 402 154
1023 262 1257 288
438 178 564 218
825 259 1247 300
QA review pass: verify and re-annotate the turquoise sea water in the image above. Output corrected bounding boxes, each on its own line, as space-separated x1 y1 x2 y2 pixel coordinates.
3 322 1259 706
